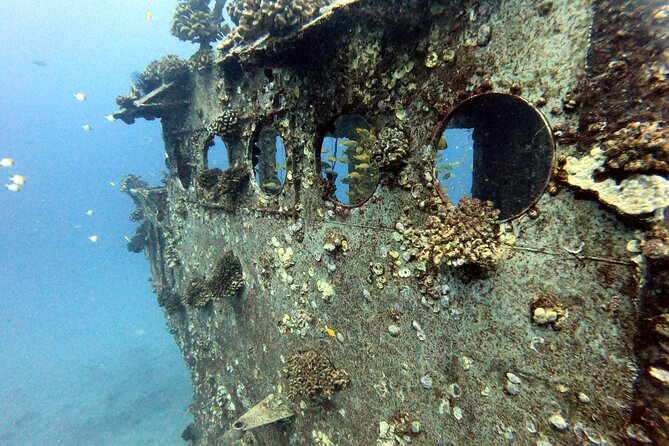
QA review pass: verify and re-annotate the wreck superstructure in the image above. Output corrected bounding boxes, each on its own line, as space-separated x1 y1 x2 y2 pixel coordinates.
116 1 669 445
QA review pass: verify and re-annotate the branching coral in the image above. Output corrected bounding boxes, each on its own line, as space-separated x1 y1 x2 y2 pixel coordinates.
282 350 350 401
601 121 668 175
171 0 228 46
402 197 502 269
227 0 329 40
207 252 245 298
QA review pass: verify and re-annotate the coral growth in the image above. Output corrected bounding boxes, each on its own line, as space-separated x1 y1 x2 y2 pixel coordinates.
207 110 239 136
157 288 184 315
129 208 144 222
282 350 350 401
182 276 210 307
198 165 249 202
132 55 190 95
601 121 668 175
402 197 502 269
198 168 223 189
171 0 228 46
227 0 329 40
563 147 669 215
127 222 150 253
369 127 410 170
207 252 245 298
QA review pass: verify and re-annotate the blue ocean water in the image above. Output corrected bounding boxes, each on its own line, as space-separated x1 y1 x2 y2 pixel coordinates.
0 2 196 444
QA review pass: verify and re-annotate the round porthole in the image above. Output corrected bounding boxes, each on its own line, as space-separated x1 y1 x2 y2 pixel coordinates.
435 93 555 220
206 136 231 171
319 114 379 206
251 127 287 195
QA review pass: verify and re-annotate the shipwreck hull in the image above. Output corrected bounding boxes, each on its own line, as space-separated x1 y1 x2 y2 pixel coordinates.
120 0 669 444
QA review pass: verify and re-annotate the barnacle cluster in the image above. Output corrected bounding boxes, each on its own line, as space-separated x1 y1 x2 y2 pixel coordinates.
401 197 502 269
227 0 329 40
182 276 210 307
207 252 245 298
171 0 227 46
282 350 350 401
207 110 239 136
601 121 668 175
133 55 190 95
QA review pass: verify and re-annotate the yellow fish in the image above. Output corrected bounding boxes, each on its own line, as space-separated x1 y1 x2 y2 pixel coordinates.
0 158 14 167
325 155 338 163
262 181 278 189
325 326 336 337
347 172 363 180
355 163 371 170
9 175 25 185
321 147 329 153
437 136 447 150
5 183 20 192
88 235 99 242
73 92 87 101
145 10 152 22
352 153 369 162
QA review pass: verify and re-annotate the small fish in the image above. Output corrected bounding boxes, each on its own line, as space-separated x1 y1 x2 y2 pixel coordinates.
85 209 94 216
88 235 99 242
352 153 370 162
355 163 371 170
437 136 447 150
339 140 359 148
145 10 152 21
73 92 87 101
82 124 92 131
9 175 25 185
32 60 47 67
320 147 329 153
325 326 336 337
262 181 278 189
123 235 131 242
105 114 115 122
0 158 14 167
109 182 116 187
347 172 363 180
5 183 20 192
325 155 338 163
